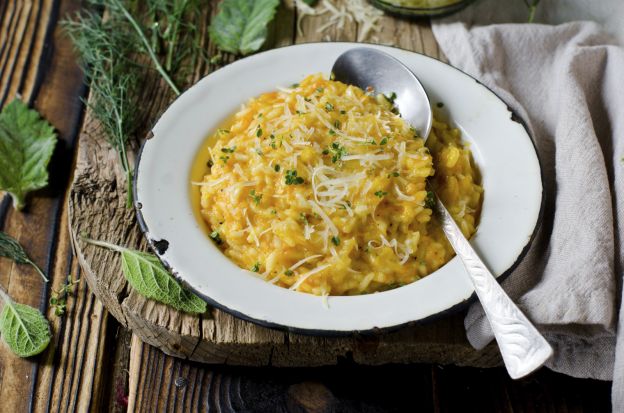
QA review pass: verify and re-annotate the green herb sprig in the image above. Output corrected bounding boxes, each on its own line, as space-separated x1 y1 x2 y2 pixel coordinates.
209 0 280 55
50 275 80 317
0 100 57 211
0 288 51 358
82 237 207 314
0 231 48 282
64 0 209 208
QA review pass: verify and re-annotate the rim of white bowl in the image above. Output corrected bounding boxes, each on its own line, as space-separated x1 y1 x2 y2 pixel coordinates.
134 42 544 336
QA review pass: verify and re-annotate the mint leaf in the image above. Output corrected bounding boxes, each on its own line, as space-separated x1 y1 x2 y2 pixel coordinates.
83 238 207 314
209 0 280 55
0 290 51 358
121 250 207 314
0 100 57 210
0 231 48 282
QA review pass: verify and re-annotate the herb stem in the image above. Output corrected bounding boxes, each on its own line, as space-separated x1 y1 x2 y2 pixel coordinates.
111 0 181 96
0 286 11 305
26 259 49 282
527 5 537 23
81 236 127 254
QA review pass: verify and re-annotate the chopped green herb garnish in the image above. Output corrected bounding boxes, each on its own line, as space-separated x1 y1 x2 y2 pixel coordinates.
316 87 324 93
250 262 260 272
285 170 304 185
328 129 336 136
425 191 436 209
322 149 329 155
274 164 281 172
292 83 300 87
385 91 397 104
299 213 308 224
285 269 294 276
374 190 387 198
219 155 230 163
331 236 340 246
209 231 223 245
339 110 346 115
207 159 214 168
368 139 377 145
249 189 263 205
333 120 341 129
436 102 444 108
271 209 277 215
328 142 347 163
256 128 263 137
296 110 305 115
380 137 388 145
324 103 334 112
387 171 400 178
221 146 236 153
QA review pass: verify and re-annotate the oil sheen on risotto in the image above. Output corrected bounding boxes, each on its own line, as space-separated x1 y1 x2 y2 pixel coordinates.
195 74 482 296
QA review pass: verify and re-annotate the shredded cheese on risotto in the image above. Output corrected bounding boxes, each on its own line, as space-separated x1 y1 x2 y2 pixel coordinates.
196 74 482 295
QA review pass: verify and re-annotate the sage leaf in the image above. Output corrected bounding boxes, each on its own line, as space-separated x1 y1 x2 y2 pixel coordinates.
0 231 48 282
0 99 57 210
0 290 51 358
83 238 207 314
209 0 280 55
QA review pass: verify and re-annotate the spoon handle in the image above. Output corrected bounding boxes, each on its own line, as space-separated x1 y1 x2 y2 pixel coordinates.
433 195 553 379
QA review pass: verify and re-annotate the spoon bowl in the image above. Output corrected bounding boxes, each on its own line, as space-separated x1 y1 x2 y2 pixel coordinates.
332 48 433 139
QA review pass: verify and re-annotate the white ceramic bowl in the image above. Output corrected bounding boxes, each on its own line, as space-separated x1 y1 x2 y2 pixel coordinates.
135 43 542 334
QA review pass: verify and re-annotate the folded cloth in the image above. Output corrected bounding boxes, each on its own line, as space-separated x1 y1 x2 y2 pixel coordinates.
432 11 624 409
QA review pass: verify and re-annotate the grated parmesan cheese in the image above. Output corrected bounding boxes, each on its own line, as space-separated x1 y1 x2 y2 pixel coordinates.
289 264 331 291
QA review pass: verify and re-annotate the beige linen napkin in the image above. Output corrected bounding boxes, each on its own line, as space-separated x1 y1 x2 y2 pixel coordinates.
431 10 624 409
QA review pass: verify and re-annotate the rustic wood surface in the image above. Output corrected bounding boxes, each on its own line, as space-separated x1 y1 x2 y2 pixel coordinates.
0 0 613 412
69 0 504 368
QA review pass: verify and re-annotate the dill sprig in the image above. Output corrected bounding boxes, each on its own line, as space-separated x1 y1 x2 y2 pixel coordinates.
63 0 209 207
63 10 139 207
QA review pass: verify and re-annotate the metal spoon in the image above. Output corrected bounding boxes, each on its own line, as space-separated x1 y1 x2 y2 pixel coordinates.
332 48 552 379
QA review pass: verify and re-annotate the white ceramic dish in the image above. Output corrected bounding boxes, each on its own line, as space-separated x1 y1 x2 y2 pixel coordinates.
135 43 542 334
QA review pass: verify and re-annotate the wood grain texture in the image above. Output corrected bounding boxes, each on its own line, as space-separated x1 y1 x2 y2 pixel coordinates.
128 339 612 413
0 1 614 413
0 1 127 412
67 0 505 367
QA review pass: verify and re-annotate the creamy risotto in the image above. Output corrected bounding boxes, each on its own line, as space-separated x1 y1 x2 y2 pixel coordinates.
194 74 482 296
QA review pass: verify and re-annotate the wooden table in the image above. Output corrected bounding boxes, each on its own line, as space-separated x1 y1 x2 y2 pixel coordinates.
0 1 612 411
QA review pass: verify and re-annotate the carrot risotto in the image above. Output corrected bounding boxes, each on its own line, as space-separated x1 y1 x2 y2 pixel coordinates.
193 74 482 296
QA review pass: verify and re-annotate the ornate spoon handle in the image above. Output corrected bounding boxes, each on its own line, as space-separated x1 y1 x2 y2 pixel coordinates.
433 195 553 379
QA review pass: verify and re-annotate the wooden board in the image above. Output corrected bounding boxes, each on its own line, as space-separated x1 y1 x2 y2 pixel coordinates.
67 0 504 367
0 1 614 412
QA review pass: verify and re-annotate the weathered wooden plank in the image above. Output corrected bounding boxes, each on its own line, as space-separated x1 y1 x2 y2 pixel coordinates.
0 1 128 412
128 338 612 413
